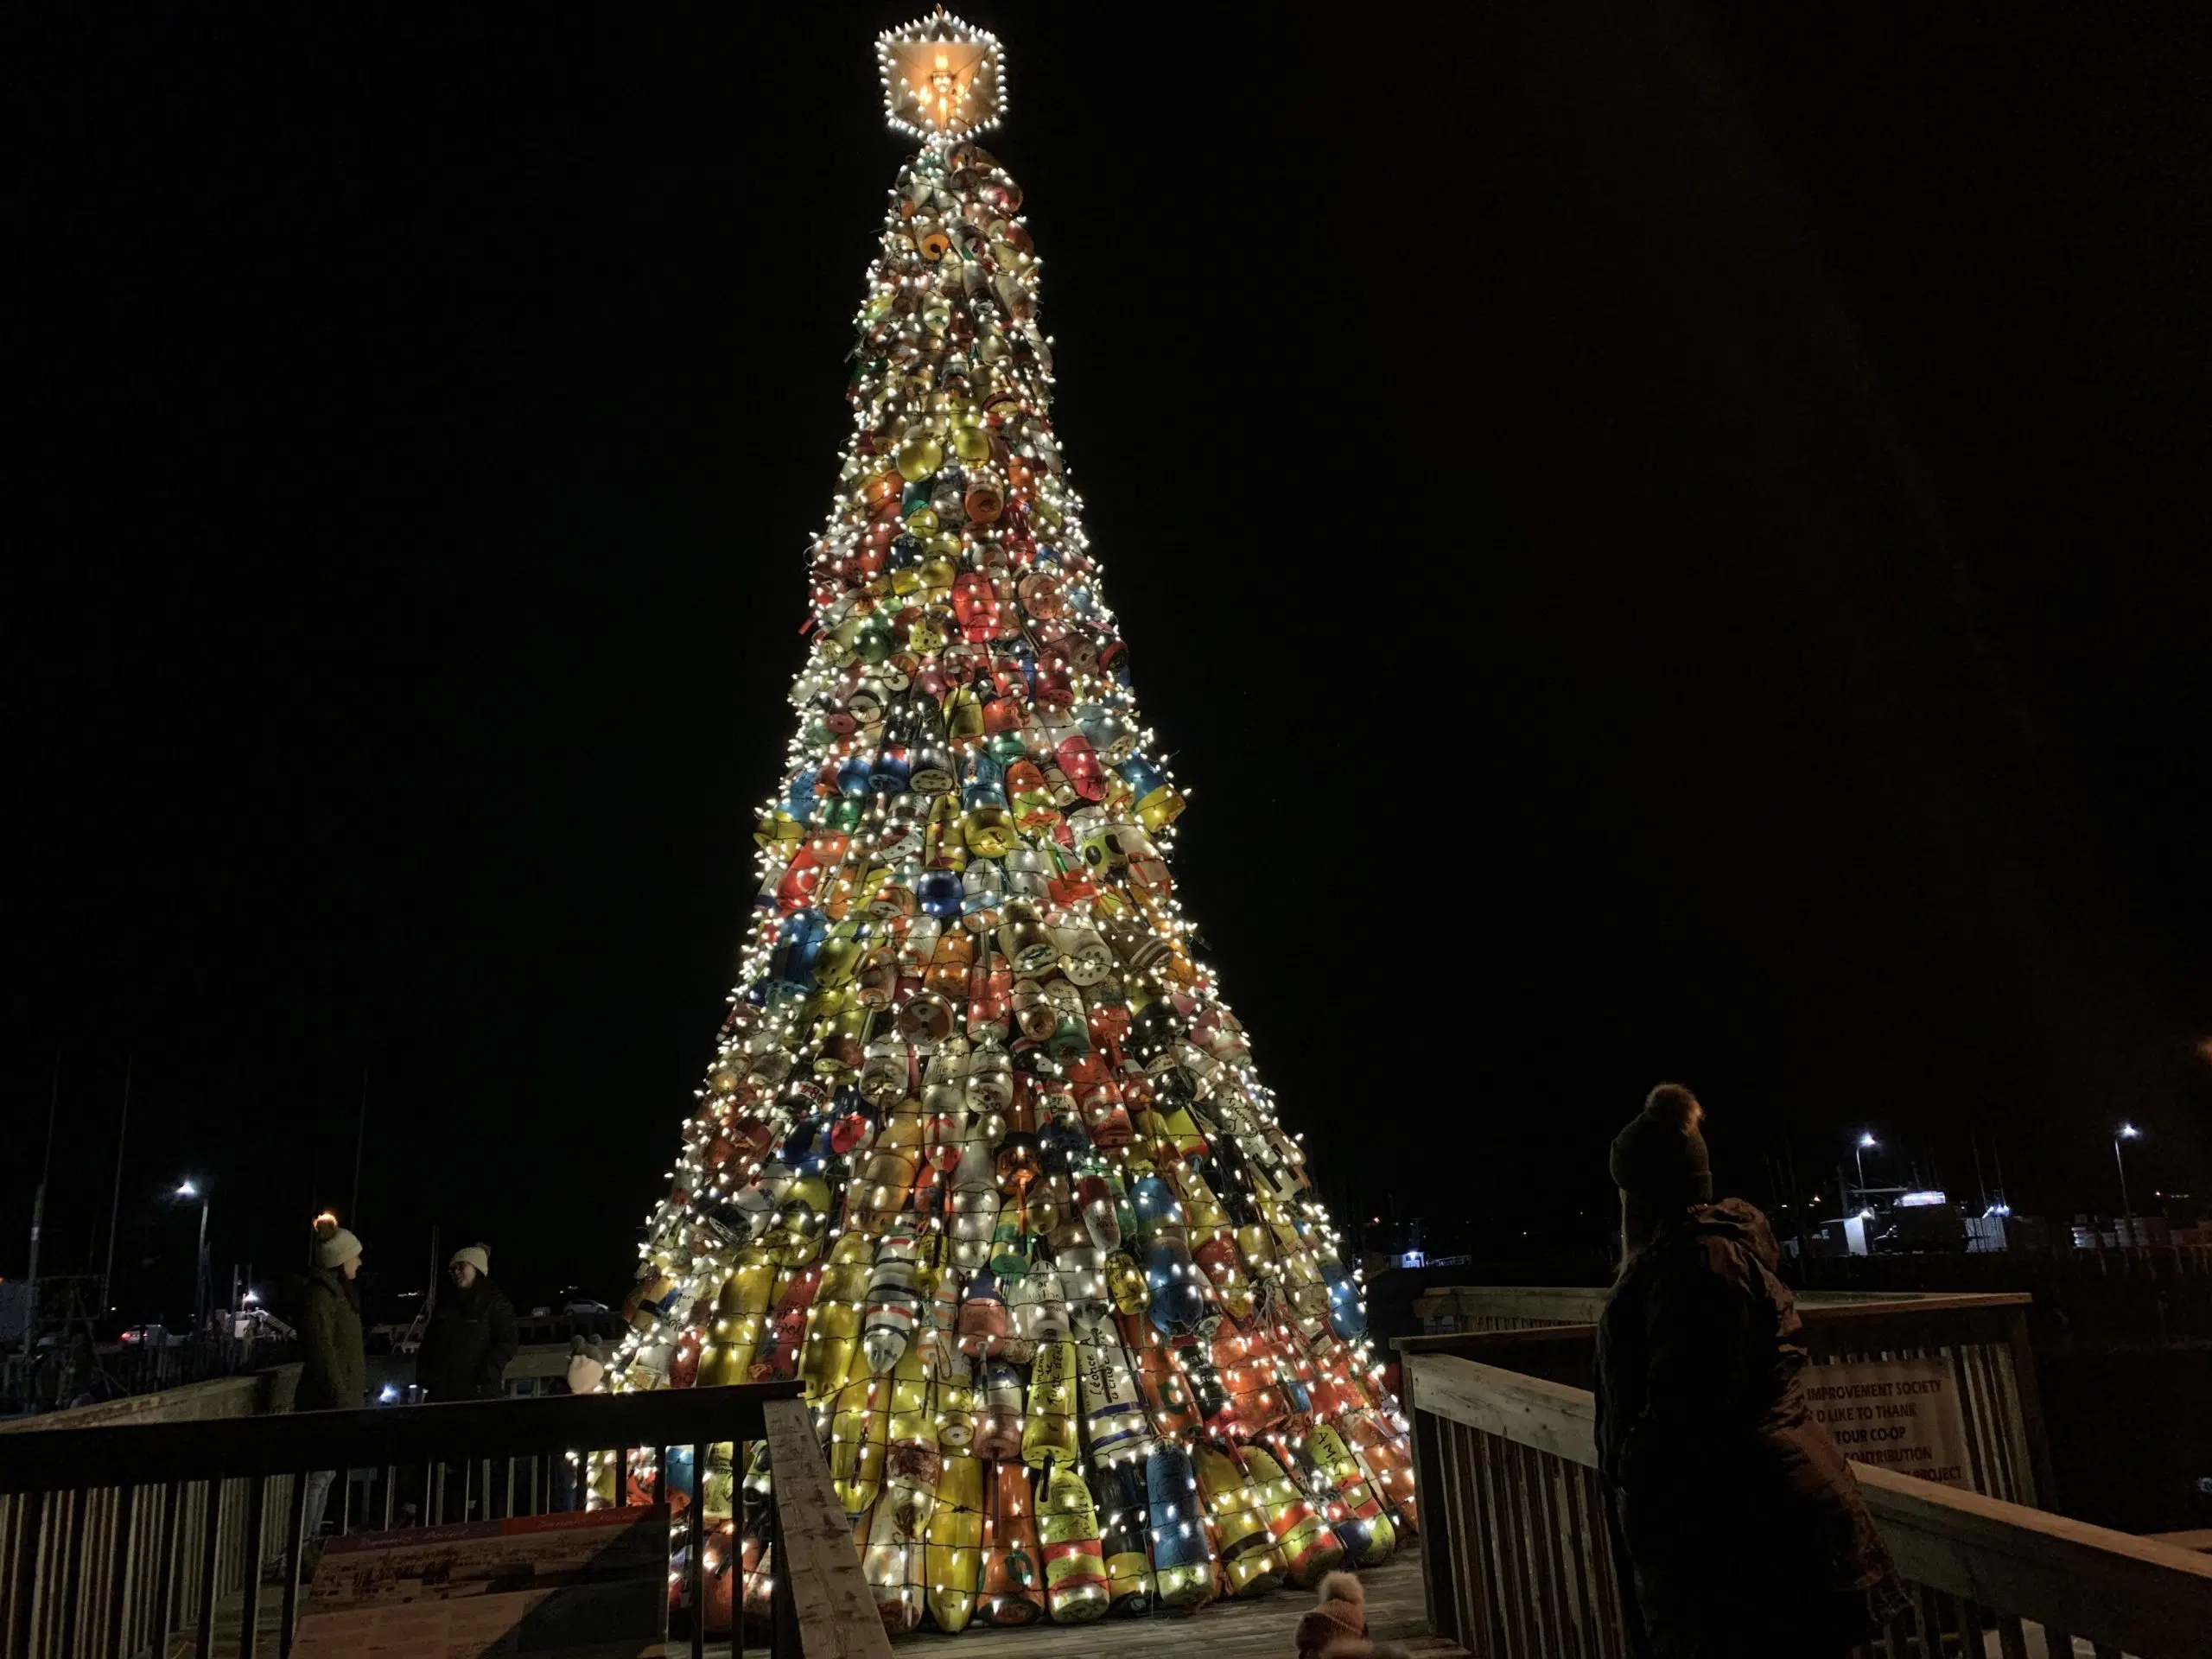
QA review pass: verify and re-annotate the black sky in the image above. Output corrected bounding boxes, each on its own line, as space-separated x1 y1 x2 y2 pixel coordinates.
6 5 2209 1312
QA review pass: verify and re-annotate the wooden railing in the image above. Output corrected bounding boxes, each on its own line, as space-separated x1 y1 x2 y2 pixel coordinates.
1409 1285 2017 1333
0 1376 891 1659
1403 1351 2212 1659
0 1365 307 1659
1401 1289 2055 1507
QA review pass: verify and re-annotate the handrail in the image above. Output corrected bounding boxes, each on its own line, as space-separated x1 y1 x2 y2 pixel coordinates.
0 1380 801 1491
1411 1286 2035 1320
1405 1353 2212 1658
1397 1287 2058 1511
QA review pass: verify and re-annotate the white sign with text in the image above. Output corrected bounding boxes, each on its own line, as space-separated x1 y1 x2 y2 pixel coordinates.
1803 1355 1971 1490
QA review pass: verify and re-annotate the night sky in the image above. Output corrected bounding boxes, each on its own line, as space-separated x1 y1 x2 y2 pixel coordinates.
7 6 2209 1314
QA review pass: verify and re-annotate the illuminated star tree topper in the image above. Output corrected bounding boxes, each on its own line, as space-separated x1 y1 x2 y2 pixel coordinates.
878 8 1006 144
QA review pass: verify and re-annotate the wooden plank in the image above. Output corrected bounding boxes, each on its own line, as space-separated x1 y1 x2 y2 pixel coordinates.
1542 1444 1585 1659
1855 1459 2212 1654
1430 1414 1467 1651
1957 1341 2006 1500
1405 1352 1458 1649
1910 1582 1944 1658
1485 1432 1531 1659
1519 1440 1565 1659
1579 1462 1631 1659
1403 1357 1599 1469
1407 1287 1612 1328
1448 1415 1498 1657
759 1395 893 1659
1526 1440 1575 1659
2002 1302 2060 1510
1801 1293 2036 1321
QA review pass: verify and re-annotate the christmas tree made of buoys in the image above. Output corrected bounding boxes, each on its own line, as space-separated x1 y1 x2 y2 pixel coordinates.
594 10 1416 1637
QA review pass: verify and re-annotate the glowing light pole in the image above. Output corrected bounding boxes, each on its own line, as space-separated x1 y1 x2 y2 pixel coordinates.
1854 1132 1878 1211
2113 1125 2141 1245
176 1179 210 1332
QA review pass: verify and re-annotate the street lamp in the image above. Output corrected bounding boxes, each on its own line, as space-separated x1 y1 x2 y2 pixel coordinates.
1854 1132 1878 1209
2113 1125 2142 1245
175 1179 210 1332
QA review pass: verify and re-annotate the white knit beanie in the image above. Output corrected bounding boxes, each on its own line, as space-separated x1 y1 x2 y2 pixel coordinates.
316 1225 363 1270
450 1244 490 1277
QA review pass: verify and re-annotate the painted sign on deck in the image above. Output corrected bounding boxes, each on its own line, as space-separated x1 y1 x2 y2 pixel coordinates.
291 1503 669 1656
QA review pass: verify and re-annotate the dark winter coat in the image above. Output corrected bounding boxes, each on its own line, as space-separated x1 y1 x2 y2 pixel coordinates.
298 1264 366 1412
416 1277 518 1402
1594 1199 1906 1659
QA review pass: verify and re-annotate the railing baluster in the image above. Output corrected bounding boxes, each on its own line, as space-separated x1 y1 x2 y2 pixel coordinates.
768 1469 797 1659
278 1460 309 1659
613 1446 628 1509
1455 1420 1503 1657
193 1477 223 1659
1429 1416 1467 1650
688 1441 709 1659
56 1488 87 1659
7 1489 48 1659
102 1482 137 1659
1520 1439 1559 1657
149 1482 180 1659
1480 1428 1525 1658
1404 1364 1453 1649
1545 1442 1590 1659
237 1471 270 1659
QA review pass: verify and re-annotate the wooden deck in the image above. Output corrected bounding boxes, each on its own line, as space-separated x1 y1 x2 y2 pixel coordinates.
186 1544 1452 1658
823 1557 1454 1659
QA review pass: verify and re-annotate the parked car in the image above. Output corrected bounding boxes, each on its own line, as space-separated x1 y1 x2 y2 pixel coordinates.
119 1325 184 1347
563 1299 609 1316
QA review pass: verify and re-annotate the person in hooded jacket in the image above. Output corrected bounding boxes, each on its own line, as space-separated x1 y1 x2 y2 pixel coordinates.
1595 1085 1907 1659
416 1244 518 1402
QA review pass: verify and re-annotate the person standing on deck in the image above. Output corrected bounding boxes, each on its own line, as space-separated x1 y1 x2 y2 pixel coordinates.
416 1243 517 1402
297 1215 367 1536
1595 1085 1907 1659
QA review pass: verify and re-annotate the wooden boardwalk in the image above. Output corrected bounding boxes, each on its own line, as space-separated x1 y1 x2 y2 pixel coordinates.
811 1557 1455 1659
184 1548 1451 1658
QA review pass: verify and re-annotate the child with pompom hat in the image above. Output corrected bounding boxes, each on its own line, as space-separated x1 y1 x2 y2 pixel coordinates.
1295 1573 1408 1659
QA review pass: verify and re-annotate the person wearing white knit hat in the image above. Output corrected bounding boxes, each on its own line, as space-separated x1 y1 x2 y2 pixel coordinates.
416 1242 517 1405
301 1214 365 1410
298 1213 368 1541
